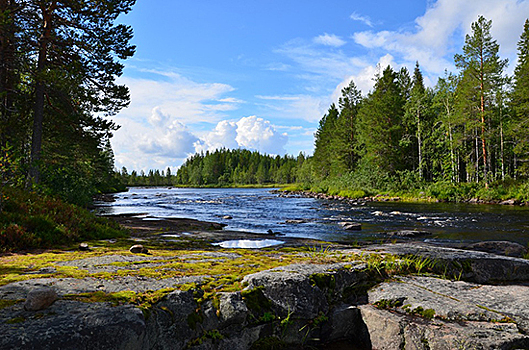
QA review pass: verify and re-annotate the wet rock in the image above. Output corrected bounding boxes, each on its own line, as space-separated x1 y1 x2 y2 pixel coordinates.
386 230 431 238
339 222 362 231
24 287 58 311
129 244 148 254
284 219 308 224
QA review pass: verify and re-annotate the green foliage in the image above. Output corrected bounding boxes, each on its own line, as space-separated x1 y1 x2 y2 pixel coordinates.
0 187 125 251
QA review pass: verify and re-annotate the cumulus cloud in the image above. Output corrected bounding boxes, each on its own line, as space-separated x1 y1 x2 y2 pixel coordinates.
137 107 199 157
313 33 346 47
196 116 288 155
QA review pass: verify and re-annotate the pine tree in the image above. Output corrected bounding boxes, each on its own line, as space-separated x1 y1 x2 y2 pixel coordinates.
334 79 362 174
404 62 428 179
313 104 339 178
25 0 136 185
454 15 507 183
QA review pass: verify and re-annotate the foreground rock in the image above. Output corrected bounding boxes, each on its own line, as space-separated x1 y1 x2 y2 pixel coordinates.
362 275 529 349
3 241 529 349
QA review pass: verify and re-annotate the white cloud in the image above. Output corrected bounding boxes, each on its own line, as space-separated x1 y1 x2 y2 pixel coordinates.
196 116 289 155
350 12 375 27
331 54 396 99
351 0 529 75
313 33 347 47
117 69 237 125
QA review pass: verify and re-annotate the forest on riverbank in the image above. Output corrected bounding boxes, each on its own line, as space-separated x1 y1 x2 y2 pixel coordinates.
0 1 136 251
121 16 529 202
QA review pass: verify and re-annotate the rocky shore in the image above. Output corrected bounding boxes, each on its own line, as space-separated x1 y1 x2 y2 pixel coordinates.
275 189 528 206
1 215 529 349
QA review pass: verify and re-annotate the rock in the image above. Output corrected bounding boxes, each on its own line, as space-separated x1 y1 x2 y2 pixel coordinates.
386 230 431 238
499 199 519 205
464 240 528 258
339 222 362 231
361 275 529 349
284 219 307 224
3 300 145 350
366 242 529 284
218 292 248 326
223 215 233 220
24 287 58 311
129 245 148 254
79 242 90 251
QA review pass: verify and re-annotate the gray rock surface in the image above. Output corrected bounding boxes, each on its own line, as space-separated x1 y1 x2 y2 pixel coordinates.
4 242 529 349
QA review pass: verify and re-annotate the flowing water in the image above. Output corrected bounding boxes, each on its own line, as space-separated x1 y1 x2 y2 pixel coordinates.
95 187 529 245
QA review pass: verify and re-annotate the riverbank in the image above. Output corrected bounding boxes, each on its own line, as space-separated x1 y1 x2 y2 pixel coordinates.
2 213 529 349
276 188 529 206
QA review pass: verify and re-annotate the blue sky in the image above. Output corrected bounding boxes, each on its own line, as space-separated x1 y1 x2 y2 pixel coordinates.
111 0 529 172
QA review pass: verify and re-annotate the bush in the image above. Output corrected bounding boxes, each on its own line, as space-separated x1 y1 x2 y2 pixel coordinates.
0 187 125 252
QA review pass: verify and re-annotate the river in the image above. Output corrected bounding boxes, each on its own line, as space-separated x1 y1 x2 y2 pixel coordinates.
95 187 529 245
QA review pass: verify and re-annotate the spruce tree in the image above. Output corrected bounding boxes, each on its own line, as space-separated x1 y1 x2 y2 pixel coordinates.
356 66 405 174
511 19 529 176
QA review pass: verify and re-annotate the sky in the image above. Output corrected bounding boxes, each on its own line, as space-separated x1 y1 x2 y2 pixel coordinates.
111 0 529 172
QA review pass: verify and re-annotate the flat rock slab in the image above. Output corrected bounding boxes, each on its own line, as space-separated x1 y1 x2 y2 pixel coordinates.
0 276 205 301
0 299 145 350
363 275 529 349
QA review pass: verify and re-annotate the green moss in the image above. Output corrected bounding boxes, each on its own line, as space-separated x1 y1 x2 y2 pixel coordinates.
187 309 204 330
241 286 271 315
0 299 21 309
374 298 404 309
309 273 336 290
6 316 25 324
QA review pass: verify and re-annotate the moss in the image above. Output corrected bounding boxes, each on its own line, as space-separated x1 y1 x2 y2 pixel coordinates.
374 298 404 309
309 273 336 290
241 286 271 315
6 316 25 324
187 309 204 330
0 299 21 309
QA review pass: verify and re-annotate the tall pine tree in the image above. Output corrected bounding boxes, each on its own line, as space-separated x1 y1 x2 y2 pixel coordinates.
454 15 507 183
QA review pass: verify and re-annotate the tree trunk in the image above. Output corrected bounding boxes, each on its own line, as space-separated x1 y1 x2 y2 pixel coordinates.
29 2 55 185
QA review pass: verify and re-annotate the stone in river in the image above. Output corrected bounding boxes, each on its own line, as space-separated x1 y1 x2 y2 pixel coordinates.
340 222 362 231
386 230 431 238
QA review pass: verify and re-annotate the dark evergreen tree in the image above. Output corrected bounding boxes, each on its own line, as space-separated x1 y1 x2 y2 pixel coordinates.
510 19 529 176
356 66 406 174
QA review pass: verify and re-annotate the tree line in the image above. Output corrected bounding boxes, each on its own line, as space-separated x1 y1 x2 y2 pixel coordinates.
309 16 529 193
0 0 135 205
118 148 308 186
